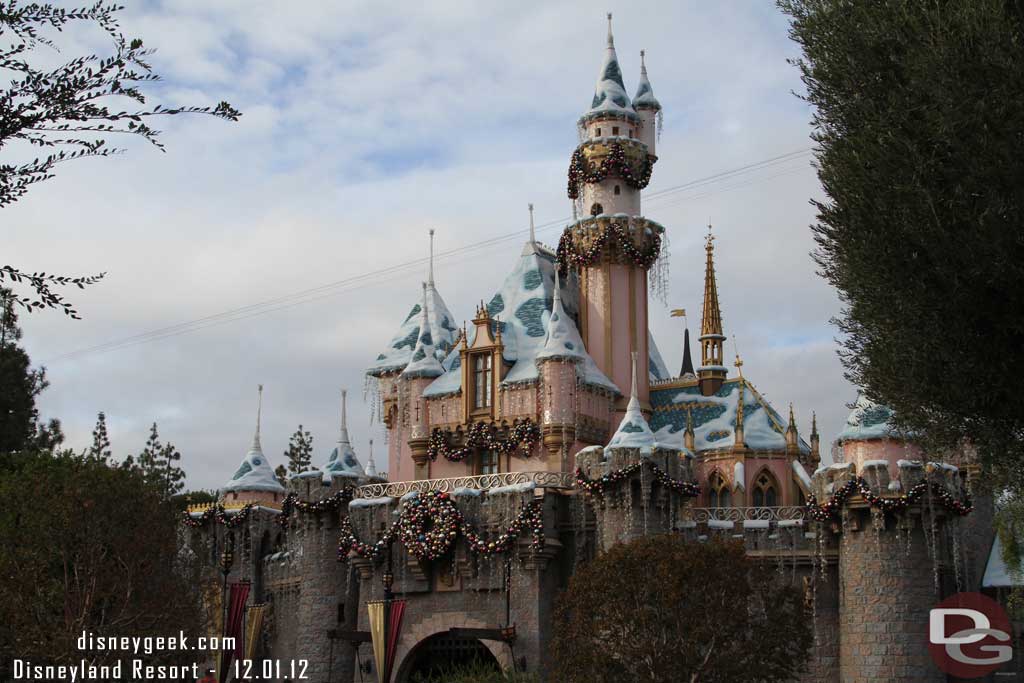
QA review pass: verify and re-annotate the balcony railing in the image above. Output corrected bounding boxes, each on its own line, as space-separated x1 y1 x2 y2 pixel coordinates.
685 506 806 523
354 471 574 499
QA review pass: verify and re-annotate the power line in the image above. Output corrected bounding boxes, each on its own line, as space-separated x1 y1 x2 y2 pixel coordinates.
46 148 816 363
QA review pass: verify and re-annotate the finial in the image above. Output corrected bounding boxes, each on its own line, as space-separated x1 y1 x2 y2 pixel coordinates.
788 403 797 429
733 336 743 377
528 203 536 244
606 12 614 47
811 411 819 435
340 388 348 432
640 49 647 74
706 222 715 250
630 350 638 400
428 229 435 288
252 384 264 451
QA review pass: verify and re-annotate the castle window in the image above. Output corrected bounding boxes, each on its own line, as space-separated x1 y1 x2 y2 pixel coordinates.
614 185 621 195
752 470 779 507
708 471 730 507
590 202 603 216
472 353 493 409
596 127 602 136
477 450 500 475
612 126 619 136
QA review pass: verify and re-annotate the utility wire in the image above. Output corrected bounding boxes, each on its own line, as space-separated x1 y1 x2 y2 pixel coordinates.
46 148 816 363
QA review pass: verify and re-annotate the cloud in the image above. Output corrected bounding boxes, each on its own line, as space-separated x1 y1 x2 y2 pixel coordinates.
6 2 854 489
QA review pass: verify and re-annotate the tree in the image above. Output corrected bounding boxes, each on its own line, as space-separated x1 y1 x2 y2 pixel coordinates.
777 1 1024 472
135 422 184 499
0 288 62 455
86 411 111 460
284 425 314 475
552 536 811 682
0 450 206 675
274 463 288 487
0 1 240 317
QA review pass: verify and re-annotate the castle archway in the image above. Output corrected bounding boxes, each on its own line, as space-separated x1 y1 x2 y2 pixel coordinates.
395 632 501 683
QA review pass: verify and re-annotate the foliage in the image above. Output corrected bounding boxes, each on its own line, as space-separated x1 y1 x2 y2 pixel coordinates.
133 422 184 499
86 411 111 460
0 1 240 316
552 536 811 682
275 463 287 487
0 288 62 455
284 424 314 474
0 450 206 675
411 661 538 683
777 1 1024 479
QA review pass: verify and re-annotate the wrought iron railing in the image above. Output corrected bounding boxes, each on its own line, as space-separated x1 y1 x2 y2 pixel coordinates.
354 471 574 499
685 506 806 523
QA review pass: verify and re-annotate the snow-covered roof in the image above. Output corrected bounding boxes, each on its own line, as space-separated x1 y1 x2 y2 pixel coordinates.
584 20 634 119
606 359 659 454
423 243 620 398
983 534 1022 588
633 53 661 110
367 282 457 378
223 435 285 494
837 395 898 442
402 284 445 379
649 377 811 454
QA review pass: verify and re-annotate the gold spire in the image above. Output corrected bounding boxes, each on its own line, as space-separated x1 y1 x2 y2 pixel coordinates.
734 378 745 448
701 225 723 338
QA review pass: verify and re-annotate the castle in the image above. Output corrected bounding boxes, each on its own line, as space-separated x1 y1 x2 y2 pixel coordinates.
185 17 999 682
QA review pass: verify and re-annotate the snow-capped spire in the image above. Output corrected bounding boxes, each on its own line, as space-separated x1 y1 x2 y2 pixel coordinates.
633 49 662 110
222 383 285 494
428 229 435 289
402 283 445 378
606 352 658 453
538 269 585 363
586 13 631 114
528 203 536 245
365 438 377 478
698 224 728 392
251 383 263 452
339 388 350 445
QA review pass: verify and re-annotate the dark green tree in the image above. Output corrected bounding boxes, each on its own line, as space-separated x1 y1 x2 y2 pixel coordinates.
0 450 206 675
552 536 811 682
135 422 184 499
0 1 240 317
284 425 314 475
778 1 1024 476
86 411 111 460
274 463 288 487
0 288 62 454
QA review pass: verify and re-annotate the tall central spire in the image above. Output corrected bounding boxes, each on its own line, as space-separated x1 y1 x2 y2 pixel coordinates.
606 12 614 47
251 383 263 452
698 224 728 395
428 229 435 289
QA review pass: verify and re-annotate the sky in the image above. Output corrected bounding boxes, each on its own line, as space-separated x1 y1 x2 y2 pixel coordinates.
6 1 855 490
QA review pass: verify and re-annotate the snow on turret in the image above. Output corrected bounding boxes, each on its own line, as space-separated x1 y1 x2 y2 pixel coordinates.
838 395 898 442
223 385 286 494
586 13 633 116
298 389 365 482
632 49 661 110
606 352 659 454
402 283 445 379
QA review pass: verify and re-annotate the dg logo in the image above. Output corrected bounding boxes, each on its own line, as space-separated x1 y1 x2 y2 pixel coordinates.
928 592 1014 677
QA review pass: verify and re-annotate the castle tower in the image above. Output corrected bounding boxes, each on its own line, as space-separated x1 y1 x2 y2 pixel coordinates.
221 384 286 504
536 270 581 459
633 49 661 156
564 14 663 419
402 282 445 479
698 227 727 395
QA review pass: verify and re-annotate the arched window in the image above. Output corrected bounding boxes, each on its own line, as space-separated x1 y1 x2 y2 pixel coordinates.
614 185 621 195
708 471 730 508
590 202 603 216
752 470 779 507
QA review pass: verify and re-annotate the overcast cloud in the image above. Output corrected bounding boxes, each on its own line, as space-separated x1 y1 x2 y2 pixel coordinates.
6 1 853 489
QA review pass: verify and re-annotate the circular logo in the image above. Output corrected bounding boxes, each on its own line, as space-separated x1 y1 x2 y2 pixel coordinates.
928 592 1013 677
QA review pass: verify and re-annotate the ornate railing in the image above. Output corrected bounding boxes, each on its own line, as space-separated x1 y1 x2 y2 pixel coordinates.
685 506 806 523
354 471 574 499
186 499 282 514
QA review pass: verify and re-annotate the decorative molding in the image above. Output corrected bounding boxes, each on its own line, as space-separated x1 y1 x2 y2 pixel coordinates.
685 506 806 523
354 470 574 499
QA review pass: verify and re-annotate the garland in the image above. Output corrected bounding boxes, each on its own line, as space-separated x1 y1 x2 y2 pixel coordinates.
277 488 355 529
428 419 541 462
337 490 545 562
575 463 701 498
566 141 654 199
805 476 973 522
182 503 254 529
556 222 662 275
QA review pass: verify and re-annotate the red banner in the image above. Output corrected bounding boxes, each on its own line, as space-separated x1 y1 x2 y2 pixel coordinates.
220 581 251 683
383 600 406 682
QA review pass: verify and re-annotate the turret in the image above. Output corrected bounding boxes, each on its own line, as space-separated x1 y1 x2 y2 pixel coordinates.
535 270 582 456
809 412 821 469
633 49 662 156
221 384 285 504
785 403 800 455
698 226 727 395
402 282 444 478
561 15 662 422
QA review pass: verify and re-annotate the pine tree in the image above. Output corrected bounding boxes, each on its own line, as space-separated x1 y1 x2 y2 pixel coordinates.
87 412 112 461
134 423 184 498
284 425 314 475
274 464 288 487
